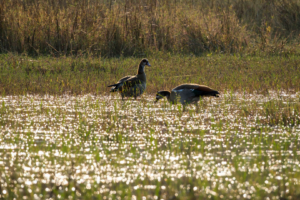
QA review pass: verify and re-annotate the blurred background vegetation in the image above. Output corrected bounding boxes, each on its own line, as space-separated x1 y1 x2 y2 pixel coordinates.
0 0 300 57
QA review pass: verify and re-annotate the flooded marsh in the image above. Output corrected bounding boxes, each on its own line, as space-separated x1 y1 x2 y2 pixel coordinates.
0 92 300 200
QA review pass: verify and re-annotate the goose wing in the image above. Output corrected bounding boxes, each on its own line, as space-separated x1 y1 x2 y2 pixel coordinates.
108 76 132 87
173 84 219 97
107 75 133 92
121 76 143 89
118 76 132 83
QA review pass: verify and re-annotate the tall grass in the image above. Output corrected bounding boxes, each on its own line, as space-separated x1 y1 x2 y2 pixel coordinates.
0 0 300 56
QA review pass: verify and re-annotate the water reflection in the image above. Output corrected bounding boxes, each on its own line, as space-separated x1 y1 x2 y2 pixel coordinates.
0 92 299 199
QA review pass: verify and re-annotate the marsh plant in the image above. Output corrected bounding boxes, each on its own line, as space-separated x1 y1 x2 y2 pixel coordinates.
1 1 300 199
0 91 299 199
0 0 300 56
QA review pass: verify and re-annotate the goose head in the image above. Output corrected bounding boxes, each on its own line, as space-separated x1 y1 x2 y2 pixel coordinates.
140 58 151 67
138 58 151 74
155 91 171 103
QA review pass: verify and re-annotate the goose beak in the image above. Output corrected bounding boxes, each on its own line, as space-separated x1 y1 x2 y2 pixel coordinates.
147 63 151 67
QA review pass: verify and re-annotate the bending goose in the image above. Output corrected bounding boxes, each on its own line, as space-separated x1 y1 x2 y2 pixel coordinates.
155 83 219 111
108 58 151 100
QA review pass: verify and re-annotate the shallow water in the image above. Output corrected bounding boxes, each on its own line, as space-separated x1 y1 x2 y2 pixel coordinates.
0 92 299 199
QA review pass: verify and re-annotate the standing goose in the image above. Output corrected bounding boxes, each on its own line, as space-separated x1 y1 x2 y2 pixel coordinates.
155 84 219 111
108 59 151 100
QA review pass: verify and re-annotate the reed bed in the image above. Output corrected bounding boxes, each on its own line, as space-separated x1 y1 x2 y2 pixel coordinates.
1 0 300 56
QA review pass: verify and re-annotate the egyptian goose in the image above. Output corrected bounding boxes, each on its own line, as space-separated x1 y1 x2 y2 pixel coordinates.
108 59 151 100
155 83 219 111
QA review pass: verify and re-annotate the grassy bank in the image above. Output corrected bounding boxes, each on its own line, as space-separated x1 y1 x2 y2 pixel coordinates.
1 0 300 56
0 53 299 95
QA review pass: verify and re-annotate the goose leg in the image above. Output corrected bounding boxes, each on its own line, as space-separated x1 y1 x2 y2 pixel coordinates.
196 103 199 113
135 87 140 101
183 105 186 112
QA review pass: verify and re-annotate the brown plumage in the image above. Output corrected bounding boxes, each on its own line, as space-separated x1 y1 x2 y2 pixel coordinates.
155 83 219 111
108 59 151 100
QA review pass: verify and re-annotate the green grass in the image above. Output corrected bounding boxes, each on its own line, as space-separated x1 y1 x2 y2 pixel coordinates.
0 52 300 95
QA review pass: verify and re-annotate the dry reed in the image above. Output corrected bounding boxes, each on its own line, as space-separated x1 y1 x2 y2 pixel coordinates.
1 0 299 56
